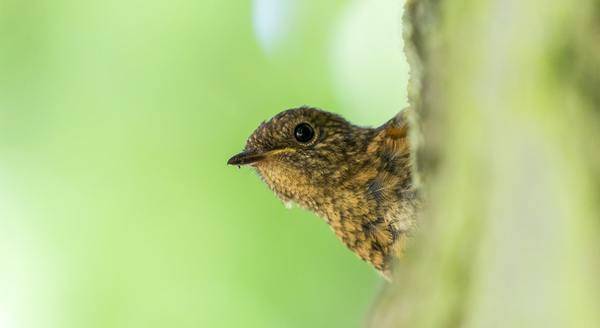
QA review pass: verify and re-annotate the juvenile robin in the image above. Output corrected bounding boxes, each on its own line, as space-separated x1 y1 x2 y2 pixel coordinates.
227 107 419 279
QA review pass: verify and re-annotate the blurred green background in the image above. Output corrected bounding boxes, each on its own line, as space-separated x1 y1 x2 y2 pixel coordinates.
0 0 408 327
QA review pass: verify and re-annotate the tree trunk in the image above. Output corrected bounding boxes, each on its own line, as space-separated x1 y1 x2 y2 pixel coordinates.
369 0 600 327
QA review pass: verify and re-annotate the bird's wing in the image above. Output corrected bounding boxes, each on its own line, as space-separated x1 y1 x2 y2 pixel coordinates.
380 108 411 140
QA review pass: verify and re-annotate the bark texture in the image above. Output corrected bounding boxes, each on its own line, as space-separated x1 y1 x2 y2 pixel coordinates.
368 0 600 326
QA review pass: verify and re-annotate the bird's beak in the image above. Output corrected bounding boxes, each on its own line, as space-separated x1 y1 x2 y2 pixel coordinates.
227 148 294 166
227 150 266 166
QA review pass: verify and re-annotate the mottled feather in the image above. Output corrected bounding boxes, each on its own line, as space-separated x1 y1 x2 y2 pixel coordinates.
228 107 419 278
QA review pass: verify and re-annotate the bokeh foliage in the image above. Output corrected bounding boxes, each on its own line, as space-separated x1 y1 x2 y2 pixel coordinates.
0 1 409 327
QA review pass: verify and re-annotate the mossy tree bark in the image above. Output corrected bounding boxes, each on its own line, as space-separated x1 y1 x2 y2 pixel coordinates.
369 0 600 327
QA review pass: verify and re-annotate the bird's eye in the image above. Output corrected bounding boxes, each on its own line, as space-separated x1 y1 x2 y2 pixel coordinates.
294 123 314 143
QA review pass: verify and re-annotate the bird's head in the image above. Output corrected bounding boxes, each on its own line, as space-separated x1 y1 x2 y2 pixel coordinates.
228 107 372 207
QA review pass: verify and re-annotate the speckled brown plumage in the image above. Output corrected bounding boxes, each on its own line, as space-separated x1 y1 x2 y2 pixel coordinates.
228 106 419 279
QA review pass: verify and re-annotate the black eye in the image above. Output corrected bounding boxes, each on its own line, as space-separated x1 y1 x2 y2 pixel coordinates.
294 123 314 143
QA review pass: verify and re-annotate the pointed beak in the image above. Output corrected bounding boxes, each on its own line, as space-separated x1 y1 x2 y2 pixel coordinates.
227 150 266 166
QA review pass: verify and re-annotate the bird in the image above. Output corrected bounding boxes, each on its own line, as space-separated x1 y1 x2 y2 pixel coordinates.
227 106 419 279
